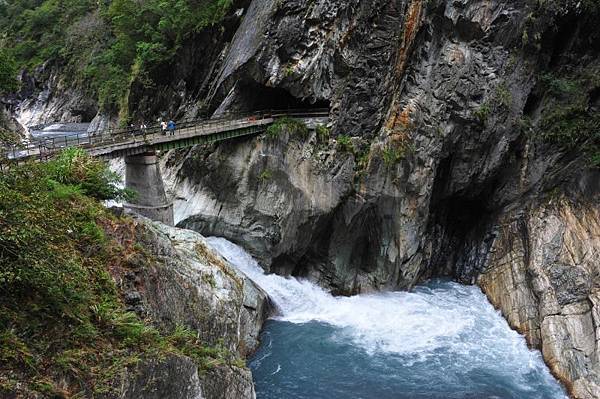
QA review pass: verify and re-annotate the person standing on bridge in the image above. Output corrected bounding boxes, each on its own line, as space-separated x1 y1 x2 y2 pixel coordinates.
167 120 176 136
161 120 168 135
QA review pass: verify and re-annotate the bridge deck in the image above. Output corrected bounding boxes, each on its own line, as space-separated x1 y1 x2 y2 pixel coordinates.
88 117 274 159
2 110 329 162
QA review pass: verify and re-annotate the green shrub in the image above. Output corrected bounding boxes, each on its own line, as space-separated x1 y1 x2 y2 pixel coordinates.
266 117 309 139
0 48 19 94
496 84 512 109
381 141 413 167
472 83 512 124
283 64 295 77
588 150 600 168
539 104 593 144
535 70 600 168
336 135 354 153
316 124 330 142
540 74 581 98
259 169 273 181
0 151 226 396
382 146 403 166
0 129 21 147
46 148 132 201
473 103 491 123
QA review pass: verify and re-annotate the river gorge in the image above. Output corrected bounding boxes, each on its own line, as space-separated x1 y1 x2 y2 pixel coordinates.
1 0 600 398
206 237 567 399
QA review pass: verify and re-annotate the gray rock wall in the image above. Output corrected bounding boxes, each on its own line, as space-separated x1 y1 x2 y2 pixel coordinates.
166 0 600 395
167 130 357 291
13 65 99 129
478 200 600 399
108 216 273 399
112 355 205 399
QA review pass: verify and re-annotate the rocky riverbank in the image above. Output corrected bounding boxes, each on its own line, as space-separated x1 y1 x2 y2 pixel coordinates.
478 199 600 399
107 215 273 399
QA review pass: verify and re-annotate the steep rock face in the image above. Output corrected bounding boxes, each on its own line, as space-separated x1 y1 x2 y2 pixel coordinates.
112 355 255 399
172 0 591 291
164 129 357 289
107 216 273 399
0 105 26 141
129 217 272 354
478 199 600 399
165 0 600 393
13 66 98 130
208 0 413 135
111 355 205 399
168 0 443 292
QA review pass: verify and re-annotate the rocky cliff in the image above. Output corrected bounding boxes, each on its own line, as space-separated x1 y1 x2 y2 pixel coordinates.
7 0 600 397
165 0 599 288
107 215 272 399
478 199 600 399
160 1 600 396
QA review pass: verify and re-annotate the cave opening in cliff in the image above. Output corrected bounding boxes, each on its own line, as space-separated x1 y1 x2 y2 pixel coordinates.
429 192 494 281
236 80 330 112
523 90 541 116
427 156 496 280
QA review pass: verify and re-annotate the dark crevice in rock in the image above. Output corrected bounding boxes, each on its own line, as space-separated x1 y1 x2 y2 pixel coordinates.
427 192 495 282
523 90 541 117
70 107 97 123
589 86 600 109
290 216 337 279
229 80 330 112
425 149 508 283
548 14 580 68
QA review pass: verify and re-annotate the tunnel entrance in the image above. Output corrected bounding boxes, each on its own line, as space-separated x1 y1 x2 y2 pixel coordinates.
232 80 330 112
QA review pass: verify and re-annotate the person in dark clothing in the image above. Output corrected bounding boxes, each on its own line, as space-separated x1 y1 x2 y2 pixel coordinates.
167 120 176 136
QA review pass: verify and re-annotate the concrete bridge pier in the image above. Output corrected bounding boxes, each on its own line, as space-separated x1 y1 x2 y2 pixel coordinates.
124 151 174 226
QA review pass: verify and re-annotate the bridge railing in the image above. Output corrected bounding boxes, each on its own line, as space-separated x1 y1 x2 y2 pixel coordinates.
1 108 330 164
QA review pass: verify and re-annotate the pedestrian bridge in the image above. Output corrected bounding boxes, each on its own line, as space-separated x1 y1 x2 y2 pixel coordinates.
3 109 329 225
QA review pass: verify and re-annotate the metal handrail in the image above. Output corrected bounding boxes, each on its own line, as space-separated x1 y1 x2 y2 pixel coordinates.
1 108 330 163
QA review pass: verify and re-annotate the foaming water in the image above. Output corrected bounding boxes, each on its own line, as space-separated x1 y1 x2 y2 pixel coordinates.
206 237 567 399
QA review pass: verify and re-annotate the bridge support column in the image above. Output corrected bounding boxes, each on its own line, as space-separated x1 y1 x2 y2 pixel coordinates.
124 151 174 226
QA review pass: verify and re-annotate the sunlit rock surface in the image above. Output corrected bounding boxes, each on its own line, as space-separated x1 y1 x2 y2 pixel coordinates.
107 216 273 399
479 200 600 399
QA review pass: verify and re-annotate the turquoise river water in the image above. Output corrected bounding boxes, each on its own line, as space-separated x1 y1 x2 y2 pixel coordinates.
207 237 567 399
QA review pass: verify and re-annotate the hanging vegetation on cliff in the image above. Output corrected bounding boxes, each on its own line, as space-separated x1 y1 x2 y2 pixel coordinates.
0 0 233 113
0 150 229 397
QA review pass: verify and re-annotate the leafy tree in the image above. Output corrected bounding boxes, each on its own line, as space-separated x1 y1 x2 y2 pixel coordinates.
0 48 18 94
0 0 233 114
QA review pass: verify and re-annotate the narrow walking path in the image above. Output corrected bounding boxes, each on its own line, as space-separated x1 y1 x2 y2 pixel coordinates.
3 109 329 161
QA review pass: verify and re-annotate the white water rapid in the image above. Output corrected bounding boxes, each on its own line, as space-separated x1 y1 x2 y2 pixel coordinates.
205 236 567 399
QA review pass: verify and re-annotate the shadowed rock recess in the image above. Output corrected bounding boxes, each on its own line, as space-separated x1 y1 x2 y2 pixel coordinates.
8 0 600 398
